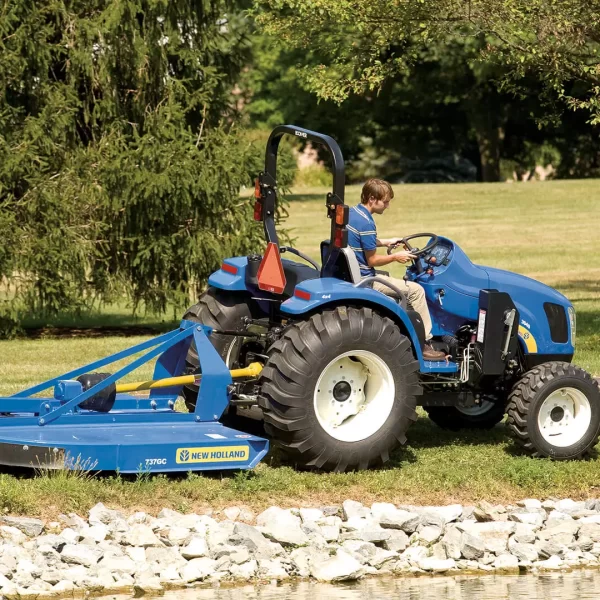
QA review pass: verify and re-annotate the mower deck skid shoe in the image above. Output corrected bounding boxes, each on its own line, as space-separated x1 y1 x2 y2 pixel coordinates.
0 320 269 473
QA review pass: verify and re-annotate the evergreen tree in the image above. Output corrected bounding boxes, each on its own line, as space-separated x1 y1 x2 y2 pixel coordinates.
0 0 263 323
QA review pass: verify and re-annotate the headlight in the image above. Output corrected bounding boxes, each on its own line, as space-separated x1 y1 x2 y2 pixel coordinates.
568 306 576 345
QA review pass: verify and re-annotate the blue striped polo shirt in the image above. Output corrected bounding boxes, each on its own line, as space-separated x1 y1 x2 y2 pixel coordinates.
347 204 377 276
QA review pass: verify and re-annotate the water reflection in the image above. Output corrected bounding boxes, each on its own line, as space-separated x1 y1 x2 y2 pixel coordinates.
121 570 600 600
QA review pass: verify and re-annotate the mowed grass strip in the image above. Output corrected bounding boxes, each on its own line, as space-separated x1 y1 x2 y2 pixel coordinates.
0 181 599 518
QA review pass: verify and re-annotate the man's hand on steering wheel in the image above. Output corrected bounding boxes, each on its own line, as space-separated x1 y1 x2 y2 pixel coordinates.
391 251 416 264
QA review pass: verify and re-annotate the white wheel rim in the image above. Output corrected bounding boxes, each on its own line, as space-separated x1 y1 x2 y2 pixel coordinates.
313 350 395 442
456 399 495 417
537 387 592 448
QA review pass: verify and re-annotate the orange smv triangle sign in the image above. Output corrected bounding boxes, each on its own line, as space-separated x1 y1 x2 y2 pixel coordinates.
257 242 287 294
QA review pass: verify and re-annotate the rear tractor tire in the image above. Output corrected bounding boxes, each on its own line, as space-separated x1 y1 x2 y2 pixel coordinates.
424 400 506 431
181 288 262 414
259 306 421 472
506 361 600 459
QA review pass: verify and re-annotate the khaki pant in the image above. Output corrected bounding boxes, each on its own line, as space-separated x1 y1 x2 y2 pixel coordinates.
371 276 433 340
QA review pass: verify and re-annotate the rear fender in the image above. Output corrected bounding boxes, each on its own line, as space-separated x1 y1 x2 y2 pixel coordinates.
281 278 425 363
207 257 248 292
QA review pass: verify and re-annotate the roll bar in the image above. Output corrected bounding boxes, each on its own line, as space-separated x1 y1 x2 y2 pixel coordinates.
254 125 348 259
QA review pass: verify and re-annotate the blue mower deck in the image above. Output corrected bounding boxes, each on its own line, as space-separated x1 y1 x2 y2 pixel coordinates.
0 321 269 473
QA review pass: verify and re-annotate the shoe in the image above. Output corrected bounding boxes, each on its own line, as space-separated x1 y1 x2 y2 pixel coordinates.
422 342 446 361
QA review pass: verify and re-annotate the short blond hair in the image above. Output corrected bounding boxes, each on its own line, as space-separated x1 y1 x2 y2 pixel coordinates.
361 178 394 204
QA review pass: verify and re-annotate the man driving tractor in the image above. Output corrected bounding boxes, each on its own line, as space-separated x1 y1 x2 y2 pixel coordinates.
347 178 446 361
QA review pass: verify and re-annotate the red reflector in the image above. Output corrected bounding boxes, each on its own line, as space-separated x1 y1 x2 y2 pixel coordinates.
334 228 344 248
294 289 311 301
335 204 345 225
257 242 287 294
253 200 263 221
221 262 238 275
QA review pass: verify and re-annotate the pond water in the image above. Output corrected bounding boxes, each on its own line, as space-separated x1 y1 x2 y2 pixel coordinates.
102 570 600 600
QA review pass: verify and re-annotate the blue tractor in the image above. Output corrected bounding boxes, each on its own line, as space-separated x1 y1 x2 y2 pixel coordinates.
182 125 600 472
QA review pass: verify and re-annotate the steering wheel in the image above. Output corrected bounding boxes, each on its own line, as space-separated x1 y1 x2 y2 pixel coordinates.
386 233 439 274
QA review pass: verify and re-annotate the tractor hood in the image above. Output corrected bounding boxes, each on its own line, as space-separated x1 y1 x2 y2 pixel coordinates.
482 266 571 309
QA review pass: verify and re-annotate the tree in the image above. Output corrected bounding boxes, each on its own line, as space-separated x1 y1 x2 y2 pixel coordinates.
253 1 600 124
0 0 264 324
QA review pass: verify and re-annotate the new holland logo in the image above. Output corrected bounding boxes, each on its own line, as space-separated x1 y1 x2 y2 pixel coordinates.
176 445 249 464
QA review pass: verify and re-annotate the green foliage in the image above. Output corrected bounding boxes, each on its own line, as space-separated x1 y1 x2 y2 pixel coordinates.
251 0 600 181
0 0 265 318
253 1 600 123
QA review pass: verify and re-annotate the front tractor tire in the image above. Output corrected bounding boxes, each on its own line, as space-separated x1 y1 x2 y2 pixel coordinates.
259 306 421 472
506 362 600 459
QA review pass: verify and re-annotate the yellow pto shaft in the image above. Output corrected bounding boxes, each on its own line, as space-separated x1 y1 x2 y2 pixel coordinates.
115 362 263 394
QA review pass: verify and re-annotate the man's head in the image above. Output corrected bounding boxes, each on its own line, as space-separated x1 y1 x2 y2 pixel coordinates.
361 178 394 214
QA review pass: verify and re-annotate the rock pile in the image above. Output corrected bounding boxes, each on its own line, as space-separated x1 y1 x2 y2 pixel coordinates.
2 498 600 598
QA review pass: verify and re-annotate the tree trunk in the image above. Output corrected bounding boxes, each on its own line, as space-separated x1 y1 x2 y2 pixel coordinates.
467 99 502 182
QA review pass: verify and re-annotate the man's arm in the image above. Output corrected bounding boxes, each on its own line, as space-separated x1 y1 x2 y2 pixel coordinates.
364 248 415 267
376 237 403 248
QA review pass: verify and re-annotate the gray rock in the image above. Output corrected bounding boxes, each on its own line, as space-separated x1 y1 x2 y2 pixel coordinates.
510 542 539 562
534 555 563 570
256 507 310 547
258 558 288 579
379 509 421 533
536 540 563 559
431 542 447 560
382 530 409 553
343 500 370 520
418 557 457 572
122 524 162 547
299 508 324 523
555 499 584 513
0 525 27 544
368 548 398 568
1 517 44 538
537 520 579 545
229 559 258 579
181 535 208 559
60 543 103 567
89 502 124 525
98 555 136 574
494 554 519 570
461 533 485 560
420 505 463 525
417 525 442 545
180 557 217 582
513 523 538 544
401 545 428 565
310 548 363 582
223 507 241 521
509 511 546 527
319 524 341 543
442 526 462 560
232 522 283 558
575 535 594 552
578 523 600 542
460 522 515 554
342 540 377 563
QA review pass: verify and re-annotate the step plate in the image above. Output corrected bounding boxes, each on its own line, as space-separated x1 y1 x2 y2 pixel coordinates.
0 421 269 473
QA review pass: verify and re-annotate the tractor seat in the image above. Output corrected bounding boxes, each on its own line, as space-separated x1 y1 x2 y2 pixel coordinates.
281 258 320 296
320 240 406 303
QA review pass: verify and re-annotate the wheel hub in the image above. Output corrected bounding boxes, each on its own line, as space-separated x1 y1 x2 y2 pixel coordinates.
537 386 592 447
333 381 352 402
550 406 565 422
313 351 395 442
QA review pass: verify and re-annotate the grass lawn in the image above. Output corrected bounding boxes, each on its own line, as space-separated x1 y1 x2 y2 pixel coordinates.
1 180 599 518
